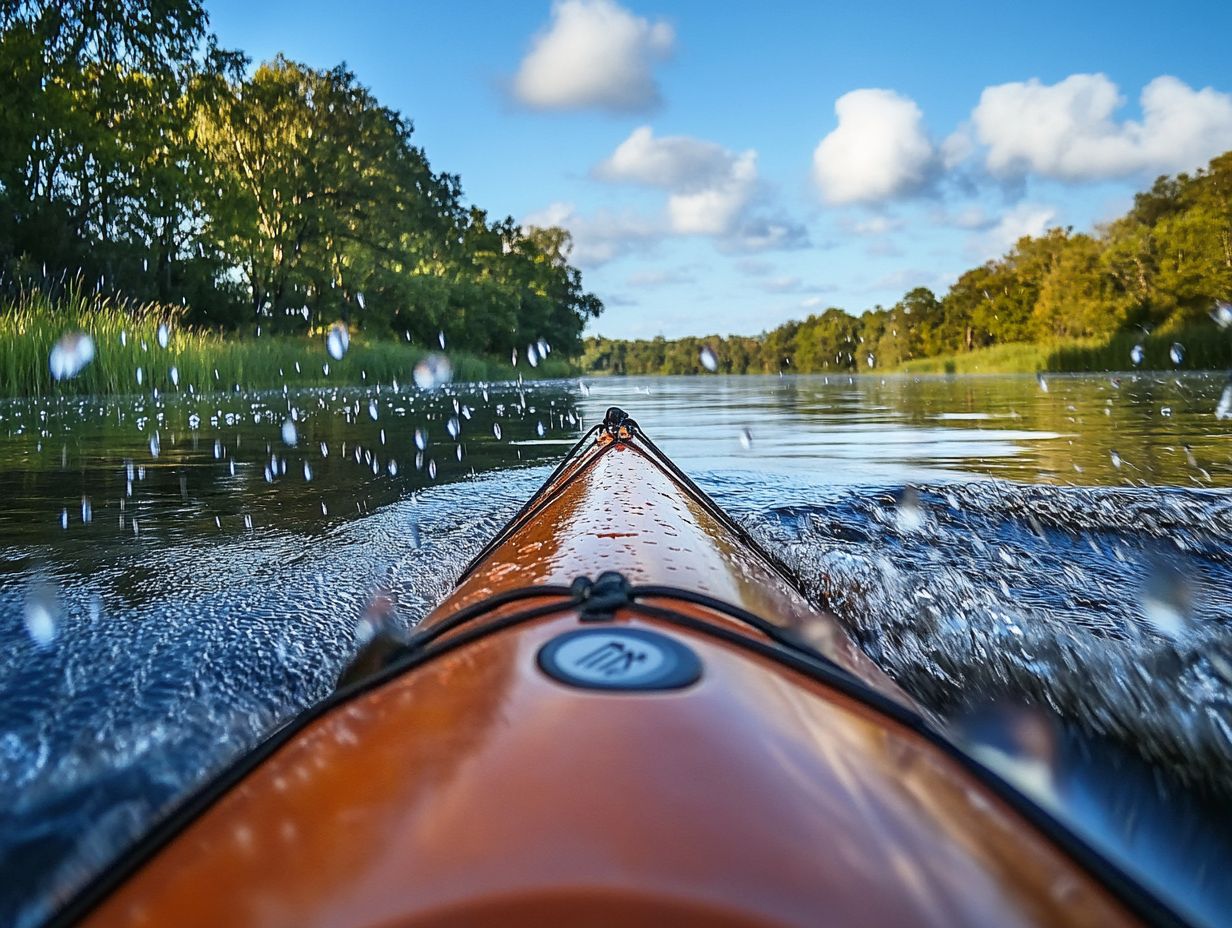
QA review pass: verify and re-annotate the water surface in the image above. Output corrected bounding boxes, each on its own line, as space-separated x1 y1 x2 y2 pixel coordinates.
3 372 1231 927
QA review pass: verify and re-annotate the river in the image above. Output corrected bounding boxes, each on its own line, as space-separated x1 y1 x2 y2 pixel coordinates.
3 371 1231 926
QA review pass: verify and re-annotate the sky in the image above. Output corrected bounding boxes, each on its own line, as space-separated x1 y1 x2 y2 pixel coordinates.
205 0 1232 340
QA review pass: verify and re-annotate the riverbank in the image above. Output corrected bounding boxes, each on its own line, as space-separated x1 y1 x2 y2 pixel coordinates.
896 326 1232 375
0 291 574 397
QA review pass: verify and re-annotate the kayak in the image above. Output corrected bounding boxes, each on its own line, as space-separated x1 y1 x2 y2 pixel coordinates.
61 407 1166 927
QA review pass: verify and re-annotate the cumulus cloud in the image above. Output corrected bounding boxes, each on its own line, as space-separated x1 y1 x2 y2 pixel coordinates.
588 126 807 253
512 0 674 112
595 126 734 189
813 89 938 204
594 126 759 236
521 201 657 267
972 73 1232 181
722 216 809 252
979 202 1058 255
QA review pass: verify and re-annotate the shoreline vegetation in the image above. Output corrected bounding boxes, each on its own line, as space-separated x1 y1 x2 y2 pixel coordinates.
0 288 573 398
581 150 1232 379
0 2 601 399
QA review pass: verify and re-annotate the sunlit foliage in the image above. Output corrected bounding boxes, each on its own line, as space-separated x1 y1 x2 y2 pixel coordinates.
0 2 601 358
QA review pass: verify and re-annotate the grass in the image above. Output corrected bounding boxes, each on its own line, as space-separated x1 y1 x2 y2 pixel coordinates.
897 341 1060 375
896 326 1232 375
0 287 575 397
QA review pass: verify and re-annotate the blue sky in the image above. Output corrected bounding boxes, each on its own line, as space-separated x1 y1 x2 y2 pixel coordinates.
206 0 1232 339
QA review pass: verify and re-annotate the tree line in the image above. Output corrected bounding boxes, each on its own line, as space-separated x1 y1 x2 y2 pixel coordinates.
0 1 602 356
584 151 1232 374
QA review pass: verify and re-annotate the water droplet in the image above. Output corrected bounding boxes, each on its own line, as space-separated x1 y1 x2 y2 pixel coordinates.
1142 562 1192 640
1130 344 1145 366
356 292 365 310
1036 373 1048 392
81 496 92 523
368 399 379 421
49 332 96 380
148 432 160 458
492 422 502 440
60 508 68 529
414 428 427 451
536 420 546 437
437 331 446 349
895 486 927 533
1211 301 1232 329
579 380 590 397
136 367 143 386
388 459 399 476
427 459 437 479
739 428 753 450
23 598 56 647
157 322 170 349
866 353 876 369
1216 384 1232 419
169 365 179 387
446 416 460 439
1169 342 1185 366
281 419 298 446
699 345 718 372
1110 449 1122 469
412 354 452 390
326 322 350 360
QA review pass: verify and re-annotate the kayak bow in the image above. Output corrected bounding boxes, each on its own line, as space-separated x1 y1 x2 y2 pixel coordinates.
65 408 1162 928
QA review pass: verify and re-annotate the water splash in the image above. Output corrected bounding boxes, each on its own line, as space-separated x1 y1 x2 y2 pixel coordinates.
325 323 350 361
412 354 452 390
48 332 96 381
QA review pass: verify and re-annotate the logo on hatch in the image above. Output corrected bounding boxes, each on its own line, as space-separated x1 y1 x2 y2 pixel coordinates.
537 628 702 691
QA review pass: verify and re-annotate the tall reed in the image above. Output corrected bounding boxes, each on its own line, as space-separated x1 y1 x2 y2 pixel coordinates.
0 286 573 397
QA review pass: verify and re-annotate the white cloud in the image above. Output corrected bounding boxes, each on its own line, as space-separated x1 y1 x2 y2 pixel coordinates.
512 0 674 112
723 216 808 252
848 215 903 236
813 89 937 204
979 202 1058 256
595 126 734 189
594 126 760 236
528 126 811 270
667 150 758 235
627 268 694 287
971 74 1232 181
522 201 657 267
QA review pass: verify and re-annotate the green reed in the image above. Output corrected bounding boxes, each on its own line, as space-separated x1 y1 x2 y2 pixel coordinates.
0 287 573 398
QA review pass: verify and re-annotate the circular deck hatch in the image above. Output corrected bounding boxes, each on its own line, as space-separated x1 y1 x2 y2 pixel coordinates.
537 627 701 691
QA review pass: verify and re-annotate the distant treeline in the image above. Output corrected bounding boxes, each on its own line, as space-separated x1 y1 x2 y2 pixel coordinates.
0 1 602 356
584 151 1232 374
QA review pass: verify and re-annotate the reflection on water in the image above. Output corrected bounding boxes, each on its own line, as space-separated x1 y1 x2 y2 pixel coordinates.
2 372 1232 927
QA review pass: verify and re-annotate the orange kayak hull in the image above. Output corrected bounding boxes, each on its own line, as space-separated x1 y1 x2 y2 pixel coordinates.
74 437 1139 927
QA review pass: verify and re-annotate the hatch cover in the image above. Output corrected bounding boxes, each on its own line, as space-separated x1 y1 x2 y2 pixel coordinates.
537 627 701 691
